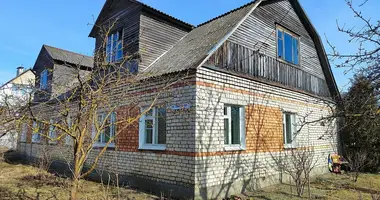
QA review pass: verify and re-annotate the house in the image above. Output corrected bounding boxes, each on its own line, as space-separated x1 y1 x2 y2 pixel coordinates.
0 66 35 149
32 45 93 102
17 0 340 199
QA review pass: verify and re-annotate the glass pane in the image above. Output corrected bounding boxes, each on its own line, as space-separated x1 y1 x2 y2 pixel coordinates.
116 42 123 61
106 35 112 62
284 33 293 63
157 108 166 144
145 129 153 144
145 109 153 117
293 38 299 65
231 106 241 144
277 30 284 58
224 118 229 144
285 114 292 144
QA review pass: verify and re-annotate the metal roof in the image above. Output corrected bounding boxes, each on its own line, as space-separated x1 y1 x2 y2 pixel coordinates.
142 1 258 77
43 45 94 68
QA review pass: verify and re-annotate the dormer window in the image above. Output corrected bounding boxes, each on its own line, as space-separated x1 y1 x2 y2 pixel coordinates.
277 27 300 65
40 69 48 89
106 30 123 63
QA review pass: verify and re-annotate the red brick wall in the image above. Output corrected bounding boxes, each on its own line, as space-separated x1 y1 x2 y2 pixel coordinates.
245 104 284 152
116 105 140 152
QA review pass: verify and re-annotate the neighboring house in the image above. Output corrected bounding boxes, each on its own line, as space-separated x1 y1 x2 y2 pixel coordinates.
0 67 35 149
18 0 341 199
32 45 93 102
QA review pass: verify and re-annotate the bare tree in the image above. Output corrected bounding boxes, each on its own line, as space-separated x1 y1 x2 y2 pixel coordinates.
7 21 192 200
327 0 379 87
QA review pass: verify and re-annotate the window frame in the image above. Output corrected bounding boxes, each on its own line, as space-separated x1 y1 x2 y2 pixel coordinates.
223 105 246 151
40 69 48 90
106 30 123 63
276 26 300 65
32 121 42 143
283 112 297 149
138 107 167 151
48 119 57 144
92 112 116 148
20 123 27 142
65 115 73 146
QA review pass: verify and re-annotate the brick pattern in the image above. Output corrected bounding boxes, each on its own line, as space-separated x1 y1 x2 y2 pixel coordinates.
245 104 284 152
194 67 338 189
116 105 140 152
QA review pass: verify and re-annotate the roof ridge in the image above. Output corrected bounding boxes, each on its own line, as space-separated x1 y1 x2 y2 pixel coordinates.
197 0 257 27
43 44 93 58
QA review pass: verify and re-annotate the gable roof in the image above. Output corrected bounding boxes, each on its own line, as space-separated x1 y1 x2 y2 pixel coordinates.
0 69 35 89
43 45 94 68
143 0 261 76
141 0 340 102
89 0 194 38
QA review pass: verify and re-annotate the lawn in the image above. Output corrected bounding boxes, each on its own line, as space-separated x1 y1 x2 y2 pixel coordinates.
242 173 380 200
0 161 157 200
1 159 380 200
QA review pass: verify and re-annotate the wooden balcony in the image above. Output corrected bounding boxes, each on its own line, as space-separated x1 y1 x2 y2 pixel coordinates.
205 41 331 98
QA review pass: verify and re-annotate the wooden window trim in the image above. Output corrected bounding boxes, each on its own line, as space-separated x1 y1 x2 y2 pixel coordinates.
276 25 301 66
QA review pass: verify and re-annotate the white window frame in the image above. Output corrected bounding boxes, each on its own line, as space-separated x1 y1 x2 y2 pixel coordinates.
283 112 297 149
32 121 42 143
139 107 166 150
40 69 48 90
106 30 123 63
20 123 27 142
48 119 57 144
65 115 73 145
224 105 246 151
92 112 116 148
277 26 300 65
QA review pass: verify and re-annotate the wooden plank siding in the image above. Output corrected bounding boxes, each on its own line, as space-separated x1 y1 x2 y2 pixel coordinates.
94 3 141 63
139 12 190 71
228 0 326 80
206 41 330 98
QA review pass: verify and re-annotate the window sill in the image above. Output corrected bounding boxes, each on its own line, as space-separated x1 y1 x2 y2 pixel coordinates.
32 141 41 144
139 145 166 151
93 143 115 148
224 145 246 151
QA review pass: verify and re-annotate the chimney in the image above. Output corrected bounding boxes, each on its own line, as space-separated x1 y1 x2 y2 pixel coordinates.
16 66 24 76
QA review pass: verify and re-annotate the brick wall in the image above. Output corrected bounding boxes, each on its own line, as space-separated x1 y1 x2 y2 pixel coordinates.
194 67 338 194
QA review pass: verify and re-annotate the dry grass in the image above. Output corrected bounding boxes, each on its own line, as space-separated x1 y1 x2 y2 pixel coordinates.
243 173 380 200
0 161 157 200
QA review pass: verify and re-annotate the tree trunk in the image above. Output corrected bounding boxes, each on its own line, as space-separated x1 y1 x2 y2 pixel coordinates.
71 178 79 200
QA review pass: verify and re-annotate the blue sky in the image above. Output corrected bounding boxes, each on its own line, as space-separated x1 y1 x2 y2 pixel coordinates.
0 0 378 91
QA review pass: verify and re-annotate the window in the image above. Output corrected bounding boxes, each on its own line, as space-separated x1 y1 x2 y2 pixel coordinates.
65 116 73 145
224 105 246 150
283 112 297 148
32 121 43 143
277 28 300 65
139 107 167 150
106 30 123 63
40 70 48 89
48 119 57 144
93 112 116 147
20 123 27 142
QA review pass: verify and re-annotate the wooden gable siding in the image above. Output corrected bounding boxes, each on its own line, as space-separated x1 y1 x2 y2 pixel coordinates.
94 3 141 62
228 0 325 80
206 41 331 98
139 12 190 71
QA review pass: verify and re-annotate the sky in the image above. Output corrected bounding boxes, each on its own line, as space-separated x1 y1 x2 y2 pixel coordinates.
0 0 378 91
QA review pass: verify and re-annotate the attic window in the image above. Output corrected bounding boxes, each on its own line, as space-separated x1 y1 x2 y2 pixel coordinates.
40 69 48 90
106 30 123 63
277 27 300 65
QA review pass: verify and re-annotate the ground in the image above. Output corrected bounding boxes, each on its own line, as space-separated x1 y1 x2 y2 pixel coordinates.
1 159 380 200
242 173 380 200
0 161 157 200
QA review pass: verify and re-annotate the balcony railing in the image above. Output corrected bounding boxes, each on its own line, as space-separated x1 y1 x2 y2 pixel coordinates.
206 41 330 98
